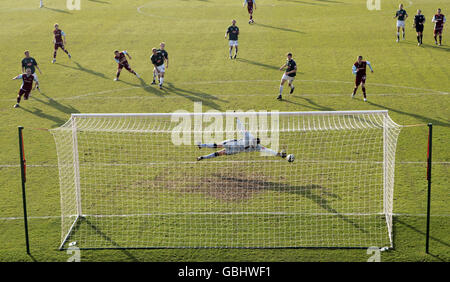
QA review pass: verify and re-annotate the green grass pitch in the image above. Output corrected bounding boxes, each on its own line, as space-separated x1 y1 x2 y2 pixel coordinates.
0 0 448 261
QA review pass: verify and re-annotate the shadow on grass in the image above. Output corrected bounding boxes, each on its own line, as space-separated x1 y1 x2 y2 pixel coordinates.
88 0 111 4
367 100 450 128
43 6 72 14
395 218 449 261
31 92 79 116
19 106 67 127
400 40 450 52
218 175 367 234
165 82 228 111
253 22 305 34
278 0 327 6
85 219 139 261
27 253 38 262
56 61 109 80
291 95 335 111
315 0 343 3
236 58 280 71
114 77 166 97
279 0 343 5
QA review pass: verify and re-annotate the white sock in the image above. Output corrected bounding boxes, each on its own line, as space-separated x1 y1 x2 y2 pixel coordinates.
159 77 164 85
279 85 284 95
229 49 232 57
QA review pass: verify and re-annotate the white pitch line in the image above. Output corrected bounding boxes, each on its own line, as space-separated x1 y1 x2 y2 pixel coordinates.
0 92 444 103
1 79 446 103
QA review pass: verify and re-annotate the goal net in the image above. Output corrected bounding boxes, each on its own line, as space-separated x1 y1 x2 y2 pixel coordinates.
51 111 401 249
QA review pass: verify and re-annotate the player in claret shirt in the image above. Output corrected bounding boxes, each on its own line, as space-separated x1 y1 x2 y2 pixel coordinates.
351 56 374 102
394 4 408 42
432 8 446 46
413 10 426 46
225 20 239 59
52 23 71 63
114 50 140 81
243 0 256 24
12 68 39 108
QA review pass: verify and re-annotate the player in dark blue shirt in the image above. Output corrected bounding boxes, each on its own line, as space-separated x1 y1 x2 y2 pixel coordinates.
277 53 297 100
225 20 239 59
394 4 408 42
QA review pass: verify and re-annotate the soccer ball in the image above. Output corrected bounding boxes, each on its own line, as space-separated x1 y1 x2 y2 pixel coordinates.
287 154 295 163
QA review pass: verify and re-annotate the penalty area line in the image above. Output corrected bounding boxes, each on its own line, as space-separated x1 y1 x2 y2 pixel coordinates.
0 79 447 102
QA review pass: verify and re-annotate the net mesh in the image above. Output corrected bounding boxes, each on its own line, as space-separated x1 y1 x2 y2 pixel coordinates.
51 111 401 249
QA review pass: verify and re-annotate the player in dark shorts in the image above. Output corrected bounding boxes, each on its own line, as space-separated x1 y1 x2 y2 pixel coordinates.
277 53 297 100
243 0 256 24
225 20 239 59
432 8 446 46
150 48 166 89
152 42 169 85
394 4 408 42
413 10 425 46
114 50 140 81
52 24 71 63
12 68 39 108
352 56 373 102
21 50 42 91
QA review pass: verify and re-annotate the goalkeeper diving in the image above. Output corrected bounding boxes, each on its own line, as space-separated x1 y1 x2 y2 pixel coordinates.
197 118 294 162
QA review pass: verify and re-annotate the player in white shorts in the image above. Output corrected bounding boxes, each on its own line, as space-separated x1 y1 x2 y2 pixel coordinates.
197 118 290 161
150 48 166 89
277 52 297 100
225 20 239 59
394 4 408 42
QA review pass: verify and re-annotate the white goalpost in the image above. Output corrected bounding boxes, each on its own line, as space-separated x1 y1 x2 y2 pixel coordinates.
51 110 401 250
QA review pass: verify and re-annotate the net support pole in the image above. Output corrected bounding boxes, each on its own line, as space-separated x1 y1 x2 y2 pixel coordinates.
71 116 83 216
382 111 393 248
18 126 30 255
425 123 433 254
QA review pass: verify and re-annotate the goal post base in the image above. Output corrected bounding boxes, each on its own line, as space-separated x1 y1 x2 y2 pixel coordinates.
58 215 85 251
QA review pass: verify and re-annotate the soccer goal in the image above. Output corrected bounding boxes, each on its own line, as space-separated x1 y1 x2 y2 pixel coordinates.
51 111 401 250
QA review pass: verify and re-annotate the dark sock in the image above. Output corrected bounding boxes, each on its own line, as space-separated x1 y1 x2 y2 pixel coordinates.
417 36 420 43
353 87 358 95
116 72 120 78
53 52 57 58
439 36 442 44
420 35 423 43
434 36 437 42
362 87 366 98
